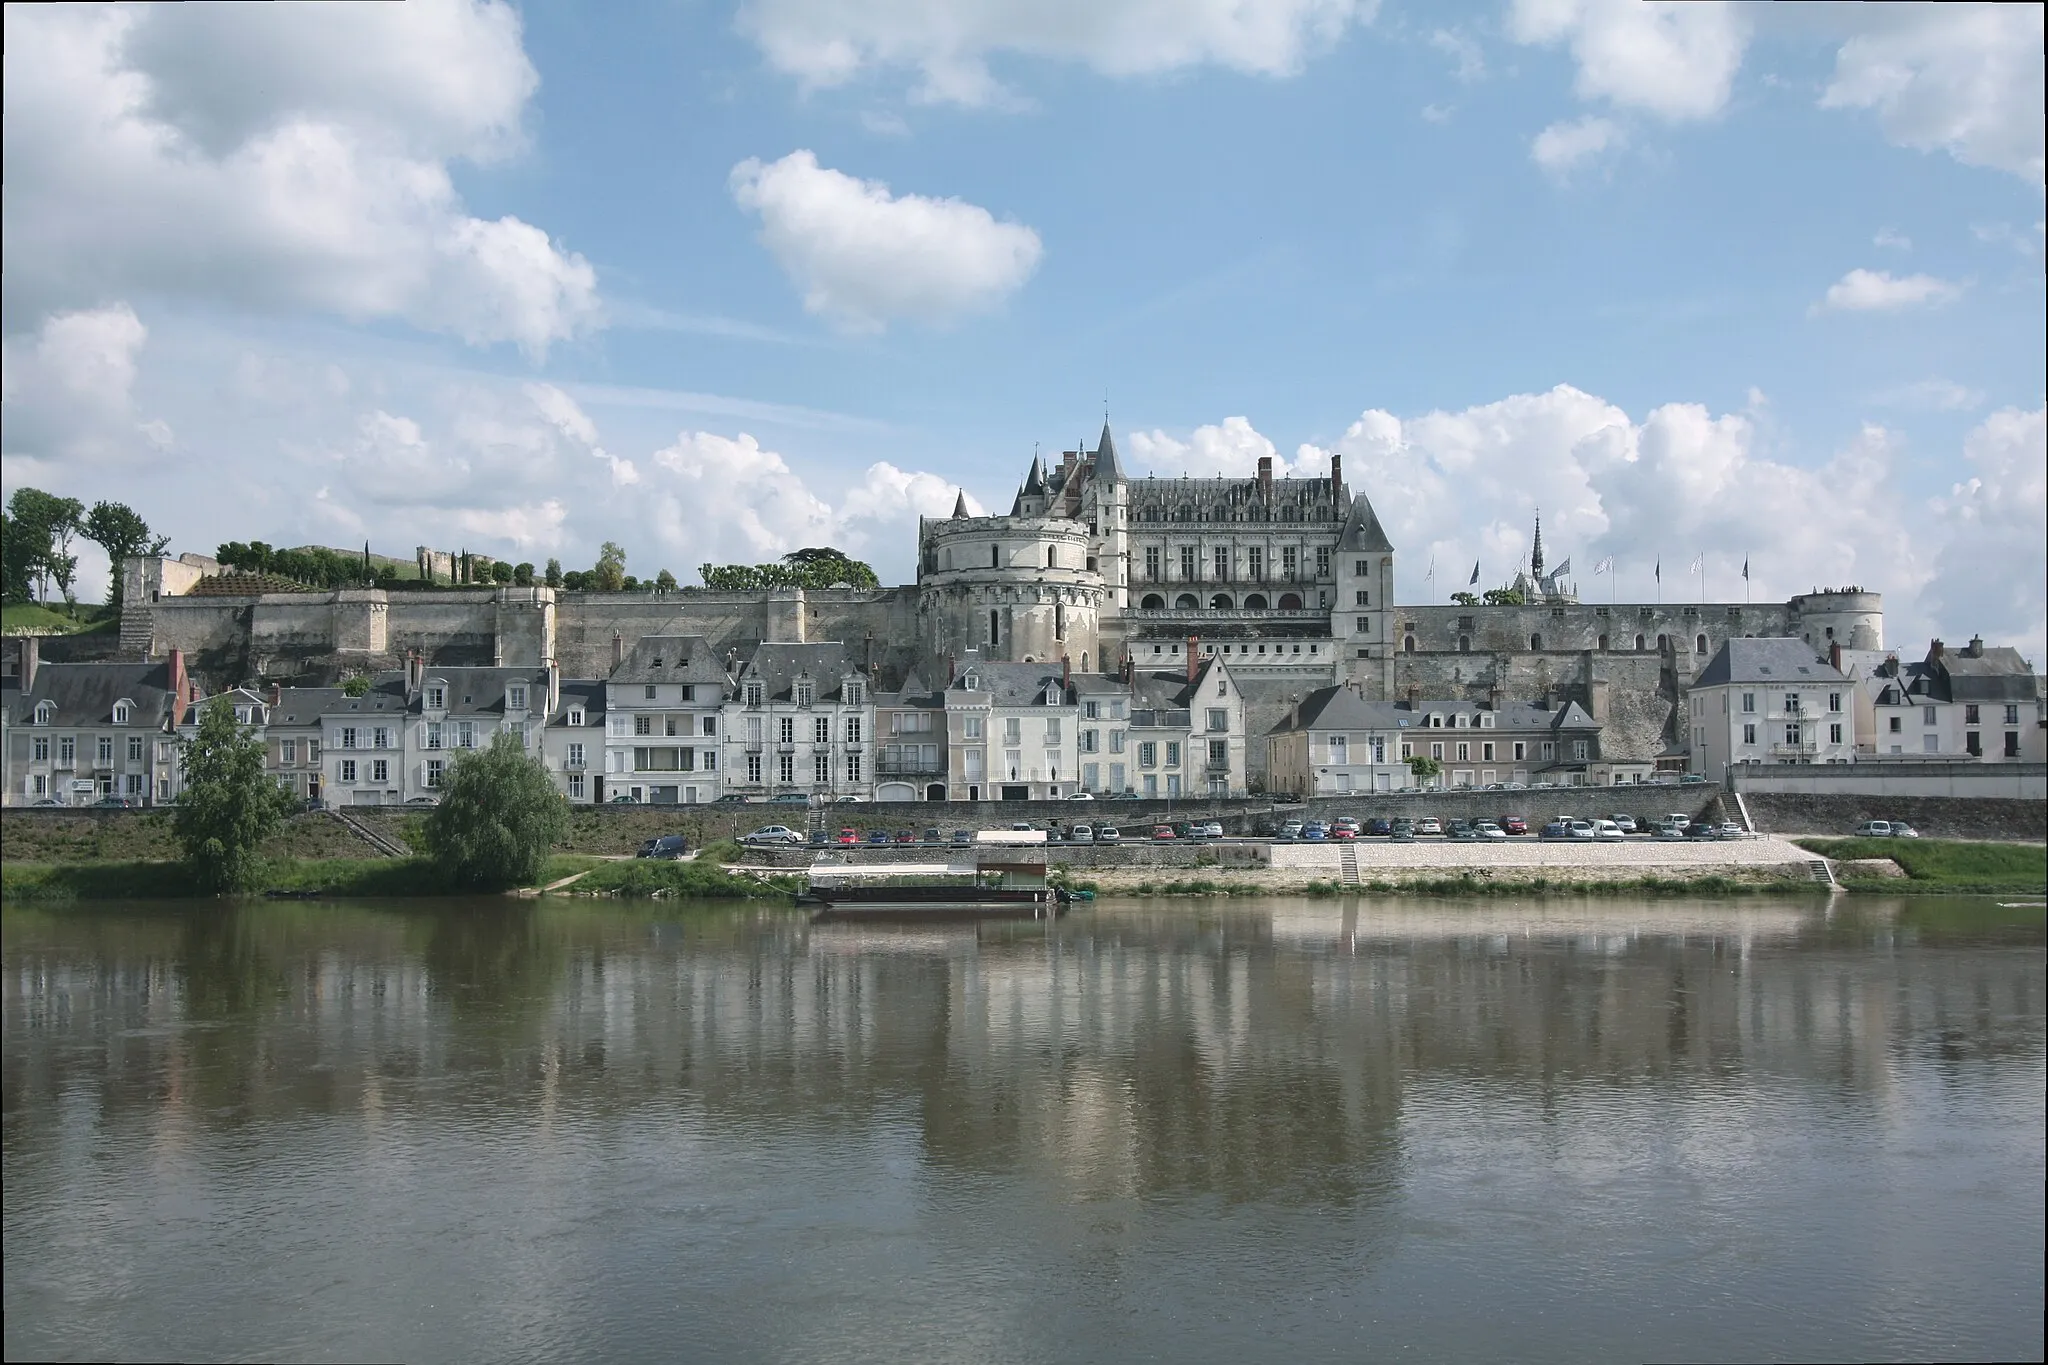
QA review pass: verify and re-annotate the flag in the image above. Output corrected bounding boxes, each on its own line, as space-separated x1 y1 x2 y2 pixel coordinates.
1468 560 1480 585
1552 556 1571 578
1425 554 1435 581
1690 554 1703 574
1594 556 1613 575
1654 557 1661 582
1742 557 1750 581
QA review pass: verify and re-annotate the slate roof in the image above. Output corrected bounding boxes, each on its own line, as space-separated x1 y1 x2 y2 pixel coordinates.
1334 493 1394 554
1267 686 1598 736
736 643 859 702
1693 638 1846 688
268 687 349 728
609 634 726 688
946 660 1073 706
547 677 606 728
1927 642 2036 702
410 666 551 716
11 661 179 728
1093 421 1122 483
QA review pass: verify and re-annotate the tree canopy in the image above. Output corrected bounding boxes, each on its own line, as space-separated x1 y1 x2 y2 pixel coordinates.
174 696 297 894
423 732 569 890
699 547 879 591
4 488 85 605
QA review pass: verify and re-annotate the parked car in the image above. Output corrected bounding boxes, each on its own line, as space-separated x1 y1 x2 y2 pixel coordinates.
1331 823 1357 840
1069 824 1095 844
809 829 833 846
1654 822 1689 841
837 827 860 845
769 794 810 806
713 794 751 804
1474 820 1508 840
609 794 640 804
894 829 917 844
1096 825 1122 843
1066 791 1096 801
1365 817 1392 837
866 829 892 844
1415 817 1443 836
1679 774 1708 784
1447 821 1479 842
404 796 439 807
950 828 974 844
1279 820 1305 840
1567 820 1597 840
1152 824 1177 840
922 827 942 843
1500 815 1529 836
741 825 805 846
1332 816 1360 834
1853 820 1894 838
636 834 689 860
1198 820 1225 840
1608 814 1638 833
1390 820 1416 843
1888 821 1921 838
1301 822 1328 841
1504 782 1528 790
1591 819 1626 842
1539 820 1572 840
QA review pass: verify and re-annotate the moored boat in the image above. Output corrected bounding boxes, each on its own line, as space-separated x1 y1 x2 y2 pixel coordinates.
799 856 1067 918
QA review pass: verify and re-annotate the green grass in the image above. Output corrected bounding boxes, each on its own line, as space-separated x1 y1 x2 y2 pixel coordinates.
2 602 113 634
560 857 797 899
1796 838 2047 892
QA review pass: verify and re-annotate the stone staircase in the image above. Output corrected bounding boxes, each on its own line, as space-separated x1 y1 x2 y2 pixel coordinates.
329 808 410 858
1806 858 1836 887
1339 845 1361 886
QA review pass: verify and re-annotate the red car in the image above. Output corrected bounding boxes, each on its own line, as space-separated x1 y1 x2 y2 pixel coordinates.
1331 825 1357 839
1152 824 1177 840
1500 816 1528 836
837 827 859 844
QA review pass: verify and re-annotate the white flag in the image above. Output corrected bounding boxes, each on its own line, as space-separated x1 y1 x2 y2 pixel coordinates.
1690 554 1704 574
1594 556 1613 575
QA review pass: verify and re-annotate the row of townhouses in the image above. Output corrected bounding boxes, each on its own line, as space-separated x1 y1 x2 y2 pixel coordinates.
4 634 2037 808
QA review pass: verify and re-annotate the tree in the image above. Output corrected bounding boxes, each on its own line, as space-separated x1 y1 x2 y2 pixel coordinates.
593 541 627 591
654 568 677 592
7 488 85 604
342 673 372 697
561 569 589 591
491 560 514 583
82 501 169 614
174 695 296 894
1449 591 1480 607
1482 587 1526 607
544 558 562 588
0 511 34 606
513 561 535 586
1406 755 1443 787
423 731 568 890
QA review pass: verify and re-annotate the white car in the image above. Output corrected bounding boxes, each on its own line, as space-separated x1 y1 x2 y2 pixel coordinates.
1069 824 1095 844
741 825 805 846
1608 814 1637 833
1198 820 1224 839
1095 826 1122 843
1066 791 1096 801
1568 820 1597 839
1591 819 1626 842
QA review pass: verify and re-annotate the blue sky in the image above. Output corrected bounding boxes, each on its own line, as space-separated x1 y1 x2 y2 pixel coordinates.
3 1 2043 653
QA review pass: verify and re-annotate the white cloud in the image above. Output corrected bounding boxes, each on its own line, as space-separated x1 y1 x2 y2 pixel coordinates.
736 0 1373 106
1820 5 2045 183
729 150 1043 332
1509 0 1748 121
1127 415 1327 480
1925 405 2048 660
1813 268 1964 313
0 304 170 465
1429 28 1485 83
1 2 597 355
1531 116 1625 177
1873 227 1912 251
1868 379 1984 413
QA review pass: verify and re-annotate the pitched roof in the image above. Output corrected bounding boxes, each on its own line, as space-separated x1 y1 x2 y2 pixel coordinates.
1266 686 1598 735
12 661 179 728
1929 642 2036 702
1335 493 1394 554
950 490 970 519
608 634 726 686
946 659 1071 706
1094 421 1122 483
268 687 349 727
1694 637 1846 688
547 677 606 726
737 642 859 702
1022 453 1046 496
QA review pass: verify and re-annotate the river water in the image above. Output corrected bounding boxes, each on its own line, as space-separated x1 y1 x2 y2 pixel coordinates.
3 895 2042 1364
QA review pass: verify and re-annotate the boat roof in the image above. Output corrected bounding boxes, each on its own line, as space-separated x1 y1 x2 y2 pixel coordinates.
806 859 1047 878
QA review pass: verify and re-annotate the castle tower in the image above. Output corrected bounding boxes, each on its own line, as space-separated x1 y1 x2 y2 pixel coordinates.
918 456 1106 674
1788 588 1884 651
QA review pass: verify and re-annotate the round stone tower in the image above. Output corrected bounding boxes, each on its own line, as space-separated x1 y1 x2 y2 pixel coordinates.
918 492 1104 674
1788 588 1884 652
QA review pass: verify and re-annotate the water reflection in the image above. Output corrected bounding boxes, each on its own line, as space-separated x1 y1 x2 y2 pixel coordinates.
4 896 2042 1364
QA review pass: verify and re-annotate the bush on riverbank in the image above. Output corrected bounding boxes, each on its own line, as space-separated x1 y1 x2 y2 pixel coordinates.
560 857 796 899
1796 838 2046 892
1 857 460 902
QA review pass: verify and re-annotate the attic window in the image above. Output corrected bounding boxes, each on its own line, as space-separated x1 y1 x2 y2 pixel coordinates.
113 702 132 724
652 657 664 668
33 701 54 725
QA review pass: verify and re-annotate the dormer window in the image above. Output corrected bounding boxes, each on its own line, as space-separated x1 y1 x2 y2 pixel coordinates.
34 701 55 726
113 701 133 725
567 707 585 727
425 686 446 710
652 657 663 669
507 685 528 711
1045 685 1060 705
845 681 865 706
795 681 815 707
745 682 764 707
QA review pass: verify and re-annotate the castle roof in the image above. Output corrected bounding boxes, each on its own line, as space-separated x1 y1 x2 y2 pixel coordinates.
1094 421 1122 482
1335 493 1394 553
1022 454 1046 497
945 659 1071 706
1268 686 1597 735
950 490 969 519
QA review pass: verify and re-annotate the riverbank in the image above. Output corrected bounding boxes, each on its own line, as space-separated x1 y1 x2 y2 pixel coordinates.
1793 837 2046 896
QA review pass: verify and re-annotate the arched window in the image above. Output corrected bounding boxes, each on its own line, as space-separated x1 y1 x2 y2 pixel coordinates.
1278 592 1302 609
34 701 54 726
942 548 952 570
1048 546 1058 568
1530 634 1543 651
989 610 1000 647
1404 635 1416 654
991 545 1000 569
1458 636 1470 652
1657 634 1669 651
1695 633 1707 654
1598 634 1608 651
1141 594 1165 609
1055 603 1066 639
1634 634 1645 651
1244 593 1268 609
112 701 132 724
1175 593 1199 609
1210 593 1234 609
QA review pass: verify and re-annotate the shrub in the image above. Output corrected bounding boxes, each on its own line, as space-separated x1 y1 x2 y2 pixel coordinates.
423 733 569 890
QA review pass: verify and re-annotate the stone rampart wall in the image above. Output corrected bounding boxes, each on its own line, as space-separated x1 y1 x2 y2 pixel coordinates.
1731 763 2046 800
1740 792 2048 842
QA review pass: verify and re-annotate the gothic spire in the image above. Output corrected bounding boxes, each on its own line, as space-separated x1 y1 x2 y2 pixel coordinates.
951 489 969 519
1531 510 1545 578
1094 419 1122 482
1022 453 1046 497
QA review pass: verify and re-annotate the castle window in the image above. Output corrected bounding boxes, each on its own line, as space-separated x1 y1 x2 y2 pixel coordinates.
1695 634 1708 654
1458 636 1470 652
989 610 1000 648
1634 635 1645 651
1179 546 1196 580
1047 546 1058 568
991 545 1000 568
1598 634 1608 651
1278 592 1302 610
1175 593 1199 609
1141 594 1164 609
1530 634 1543 651
1055 603 1066 639
1404 635 1416 654
1214 546 1229 580
1210 594 1233 609
1145 547 1161 580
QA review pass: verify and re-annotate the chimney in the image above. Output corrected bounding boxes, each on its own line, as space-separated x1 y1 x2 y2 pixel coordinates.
407 649 424 693
1828 640 1843 673
269 681 282 708
546 659 561 716
611 631 624 671
1330 452 1343 498
947 653 956 683
1186 636 1200 683
1967 634 1984 658
1257 455 1273 501
1062 654 1071 691
18 636 38 694
864 628 874 674
1928 639 1945 665
168 649 188 728
1063 448 1077 469
1405 684 1419 709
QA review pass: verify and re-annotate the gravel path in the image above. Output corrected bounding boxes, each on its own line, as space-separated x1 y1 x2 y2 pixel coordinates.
1268 837 1816 870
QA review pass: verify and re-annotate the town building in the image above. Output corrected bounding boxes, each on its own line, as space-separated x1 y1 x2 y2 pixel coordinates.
542 676 606 803
872 672 948 803
602 635 726 804
1266 687 1606 797
2 644 191 806
1125 652 1250 798
1847 636 2042 762
940 657 1080 801
1687 638 1856 784
718 643 873 803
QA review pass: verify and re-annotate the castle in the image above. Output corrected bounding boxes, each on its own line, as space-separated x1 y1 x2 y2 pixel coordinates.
111 421 1884 776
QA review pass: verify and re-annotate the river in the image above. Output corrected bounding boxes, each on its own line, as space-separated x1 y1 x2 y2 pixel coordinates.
4 895 2042 1364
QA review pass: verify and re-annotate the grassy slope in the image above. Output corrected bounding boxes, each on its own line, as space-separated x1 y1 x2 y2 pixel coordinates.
1796 837 2047 890
2 602 114 634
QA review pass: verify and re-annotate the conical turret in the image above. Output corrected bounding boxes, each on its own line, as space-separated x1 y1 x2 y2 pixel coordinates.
951 489 969 519
1022 453 1046 497
1093 420 1122 482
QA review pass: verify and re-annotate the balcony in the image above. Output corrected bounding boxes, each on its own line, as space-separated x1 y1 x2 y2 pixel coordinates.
877 761 945 776
562 758 587 771
1770 741 1819 757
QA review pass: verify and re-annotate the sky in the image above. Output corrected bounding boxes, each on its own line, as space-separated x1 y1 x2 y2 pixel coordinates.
2 0 2043 658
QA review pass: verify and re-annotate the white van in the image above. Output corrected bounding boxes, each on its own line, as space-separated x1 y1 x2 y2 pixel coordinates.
1591 819 1626 842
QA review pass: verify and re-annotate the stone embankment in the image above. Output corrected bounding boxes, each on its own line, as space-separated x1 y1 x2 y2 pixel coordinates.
1741 793 2045 842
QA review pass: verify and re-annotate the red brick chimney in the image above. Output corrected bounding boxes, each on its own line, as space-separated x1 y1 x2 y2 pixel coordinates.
168 649 188 727
1828 640 1843 672
1186 636 1200 683
269 681 282 708
407 649 424 693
